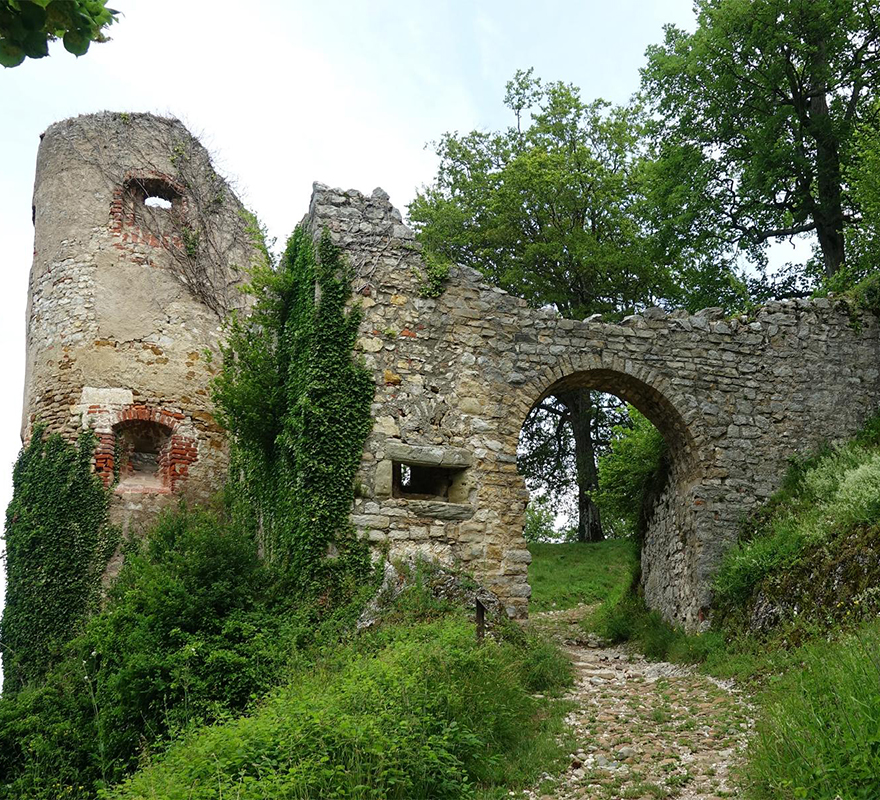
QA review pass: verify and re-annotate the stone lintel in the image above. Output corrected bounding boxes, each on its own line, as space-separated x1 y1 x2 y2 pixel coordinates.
406 500 475 520
384 442 473 468
79 386 134 406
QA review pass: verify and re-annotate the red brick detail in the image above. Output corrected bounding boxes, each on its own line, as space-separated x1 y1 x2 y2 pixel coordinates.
91 403 198 492
109 170 188 257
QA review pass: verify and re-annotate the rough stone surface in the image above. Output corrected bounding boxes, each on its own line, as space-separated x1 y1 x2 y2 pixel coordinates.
306 182 880 627
524 606 751 799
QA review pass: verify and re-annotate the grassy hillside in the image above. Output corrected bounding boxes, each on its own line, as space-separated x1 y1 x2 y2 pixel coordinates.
528 539 638 613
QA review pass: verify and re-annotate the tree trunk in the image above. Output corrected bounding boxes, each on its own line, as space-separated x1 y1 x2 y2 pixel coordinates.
808 42 846 278
557 388 604 542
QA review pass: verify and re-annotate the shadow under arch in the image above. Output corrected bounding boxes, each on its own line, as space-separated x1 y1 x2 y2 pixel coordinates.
523 366 700 482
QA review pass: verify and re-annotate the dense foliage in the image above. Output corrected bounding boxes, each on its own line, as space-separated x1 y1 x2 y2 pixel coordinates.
104 612 572 800
214 227 375 599
595 407 668 539
0 427 116 690
0 508 321 798
642 0 880 280
0 0 118 67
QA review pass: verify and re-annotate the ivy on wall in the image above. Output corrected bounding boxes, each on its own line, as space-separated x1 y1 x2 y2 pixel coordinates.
214 227 375 598
0 427 117 690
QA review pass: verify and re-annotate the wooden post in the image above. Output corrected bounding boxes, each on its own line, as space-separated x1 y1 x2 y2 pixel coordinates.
475 597 486 643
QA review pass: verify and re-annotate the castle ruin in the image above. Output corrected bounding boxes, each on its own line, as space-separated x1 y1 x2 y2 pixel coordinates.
23 113 880 627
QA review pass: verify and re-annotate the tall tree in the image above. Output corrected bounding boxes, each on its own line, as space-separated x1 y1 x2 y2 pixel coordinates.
642 0 880 279
410 71 671 541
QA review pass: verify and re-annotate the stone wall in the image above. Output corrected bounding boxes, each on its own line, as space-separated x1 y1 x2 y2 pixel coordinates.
307 183 880 627
23 112 253 534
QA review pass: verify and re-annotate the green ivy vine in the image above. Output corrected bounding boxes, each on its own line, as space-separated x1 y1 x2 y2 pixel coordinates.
0 426 118 690
213 227 375 599
414 250 451 298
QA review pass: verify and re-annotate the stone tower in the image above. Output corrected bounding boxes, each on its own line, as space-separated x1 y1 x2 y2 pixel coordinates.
23 112 253 532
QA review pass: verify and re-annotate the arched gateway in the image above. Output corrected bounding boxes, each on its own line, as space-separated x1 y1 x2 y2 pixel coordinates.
311 184 880 629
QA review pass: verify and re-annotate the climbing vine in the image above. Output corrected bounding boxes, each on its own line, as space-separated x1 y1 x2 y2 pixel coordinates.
214 227 375 598
414 250 451 298
0 427 117 690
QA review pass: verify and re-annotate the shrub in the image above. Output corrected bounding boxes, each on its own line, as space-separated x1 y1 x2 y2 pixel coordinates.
0 507 315 799
595 407 667 539
103 617 572 800
523 497 557 542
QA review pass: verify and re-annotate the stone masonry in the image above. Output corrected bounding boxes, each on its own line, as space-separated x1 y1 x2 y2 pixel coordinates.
22 113 880 627
23 113 253 535
307 184 880 628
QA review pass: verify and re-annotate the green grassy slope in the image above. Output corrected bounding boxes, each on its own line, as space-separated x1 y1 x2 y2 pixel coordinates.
528 539 638 613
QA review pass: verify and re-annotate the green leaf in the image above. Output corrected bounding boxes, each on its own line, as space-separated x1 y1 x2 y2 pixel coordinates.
62 28 89 55
18 1 47 30
0 39 26 67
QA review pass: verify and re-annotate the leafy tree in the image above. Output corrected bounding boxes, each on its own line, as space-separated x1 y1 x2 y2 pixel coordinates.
0 0 118 68
410 70 676 542
843 101 880 286
595 408 668 540
642 0 880 280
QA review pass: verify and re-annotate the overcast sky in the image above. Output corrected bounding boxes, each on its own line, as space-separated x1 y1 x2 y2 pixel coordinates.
0 1 710 615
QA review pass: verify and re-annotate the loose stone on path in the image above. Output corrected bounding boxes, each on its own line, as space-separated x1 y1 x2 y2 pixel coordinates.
521 607 752 800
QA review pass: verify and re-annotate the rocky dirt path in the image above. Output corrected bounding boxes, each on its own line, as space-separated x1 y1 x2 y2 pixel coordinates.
522 606 753 800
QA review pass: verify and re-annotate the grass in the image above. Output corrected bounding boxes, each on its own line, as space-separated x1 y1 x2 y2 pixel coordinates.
528 539 639 612
743 621 880 800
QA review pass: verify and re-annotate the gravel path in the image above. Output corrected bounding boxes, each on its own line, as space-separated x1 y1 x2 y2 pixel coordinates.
521 606 753 800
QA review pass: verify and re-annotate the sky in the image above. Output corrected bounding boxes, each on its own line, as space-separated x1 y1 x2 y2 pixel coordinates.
0 0 710 618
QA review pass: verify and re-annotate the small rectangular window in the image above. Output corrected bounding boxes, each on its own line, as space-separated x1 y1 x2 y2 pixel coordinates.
392 461 466 501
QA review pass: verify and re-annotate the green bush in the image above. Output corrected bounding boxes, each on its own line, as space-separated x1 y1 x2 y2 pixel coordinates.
523 498 557 543
743 623 880 800
595 407 667 539
103 617 572 800
0 507 319 799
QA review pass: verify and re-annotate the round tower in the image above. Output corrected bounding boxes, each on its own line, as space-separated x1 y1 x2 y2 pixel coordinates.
23 112 254 531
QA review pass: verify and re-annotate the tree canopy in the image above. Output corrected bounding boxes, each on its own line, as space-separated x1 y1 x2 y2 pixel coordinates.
409 71 682 541
410 69 671 320
0 0 118 68
642 0 880 280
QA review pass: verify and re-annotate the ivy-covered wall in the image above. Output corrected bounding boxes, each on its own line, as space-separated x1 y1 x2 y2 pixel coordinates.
0 428 117 690
214 228 376 596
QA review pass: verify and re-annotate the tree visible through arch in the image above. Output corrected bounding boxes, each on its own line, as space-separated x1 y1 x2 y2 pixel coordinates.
519 367 694 542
